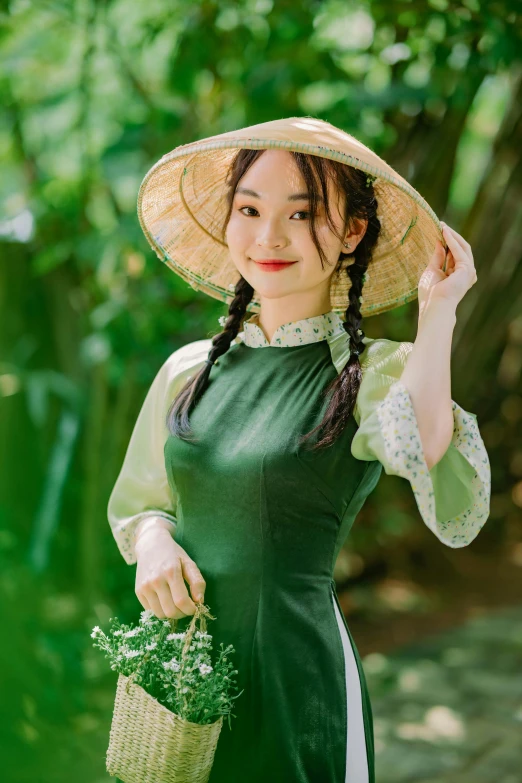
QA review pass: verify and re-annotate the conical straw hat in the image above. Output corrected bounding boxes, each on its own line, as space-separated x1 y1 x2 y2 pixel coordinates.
137 116 446 317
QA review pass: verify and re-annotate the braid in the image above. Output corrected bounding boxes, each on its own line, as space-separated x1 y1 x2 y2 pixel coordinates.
166 275 254 439
343 254 367 364
299 185 381 451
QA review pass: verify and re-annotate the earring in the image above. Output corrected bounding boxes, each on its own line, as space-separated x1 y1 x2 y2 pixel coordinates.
343 241 351 249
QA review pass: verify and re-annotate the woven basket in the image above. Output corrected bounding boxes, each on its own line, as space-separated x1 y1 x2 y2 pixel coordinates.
106 603 224 783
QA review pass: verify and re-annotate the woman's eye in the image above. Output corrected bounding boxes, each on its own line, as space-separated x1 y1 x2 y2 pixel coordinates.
237 207 312 220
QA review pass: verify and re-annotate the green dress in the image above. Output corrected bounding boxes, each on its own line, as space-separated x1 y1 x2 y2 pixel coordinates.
107 310 491 783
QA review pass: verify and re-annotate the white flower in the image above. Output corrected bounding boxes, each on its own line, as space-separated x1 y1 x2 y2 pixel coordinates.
218 315 227 328
140 609 155 622
123 627 143 638
124 649 142 658
181 686 190 693
199 663 213 676
113 629 123 636
145 642 157 651
90 626 101 638
166 632 186 641
163 658 180 672
228 283 235 291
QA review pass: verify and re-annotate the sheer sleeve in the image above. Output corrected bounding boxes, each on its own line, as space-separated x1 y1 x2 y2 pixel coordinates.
107 339 211 564
350 339 491 548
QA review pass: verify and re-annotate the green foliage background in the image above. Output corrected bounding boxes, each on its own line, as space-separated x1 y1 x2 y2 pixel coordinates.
1 0 521 780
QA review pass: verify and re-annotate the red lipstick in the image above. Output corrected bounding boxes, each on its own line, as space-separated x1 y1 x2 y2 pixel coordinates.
254 259 297 272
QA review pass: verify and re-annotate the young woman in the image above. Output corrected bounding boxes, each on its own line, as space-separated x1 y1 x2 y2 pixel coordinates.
108 118 491 783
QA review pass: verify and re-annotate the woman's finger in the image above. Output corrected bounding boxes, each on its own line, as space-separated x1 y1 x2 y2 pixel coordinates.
441 225 467 260
136 591 151 611
142 587 166 619
440 222 471 255
180 556 206 604
442 225 478 283
167 569 198 616
164 563 197 616
155 580 184 619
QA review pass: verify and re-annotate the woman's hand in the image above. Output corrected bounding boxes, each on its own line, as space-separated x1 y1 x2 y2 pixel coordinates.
135 526 206 619
417 221 478 323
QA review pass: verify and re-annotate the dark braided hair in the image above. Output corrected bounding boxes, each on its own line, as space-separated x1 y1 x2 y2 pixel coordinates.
166 149 381 450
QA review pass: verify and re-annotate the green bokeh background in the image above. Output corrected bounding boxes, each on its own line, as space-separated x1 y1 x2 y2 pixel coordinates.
1 1 522 780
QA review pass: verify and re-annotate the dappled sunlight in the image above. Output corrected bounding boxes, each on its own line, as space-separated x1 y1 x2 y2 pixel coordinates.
374 577 432 612
396 705 466 743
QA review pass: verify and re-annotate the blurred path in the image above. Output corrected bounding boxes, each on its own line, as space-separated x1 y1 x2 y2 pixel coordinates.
364 605 522 783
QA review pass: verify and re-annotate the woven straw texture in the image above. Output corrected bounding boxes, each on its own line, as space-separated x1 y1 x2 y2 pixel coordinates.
137 116 446 318
106 674 223 783
106 602 224 783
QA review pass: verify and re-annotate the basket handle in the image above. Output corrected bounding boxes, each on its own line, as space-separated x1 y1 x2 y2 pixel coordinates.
175 600 216 714
179 600 216 662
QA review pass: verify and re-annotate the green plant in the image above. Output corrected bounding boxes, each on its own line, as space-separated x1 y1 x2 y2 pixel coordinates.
91 608 242 729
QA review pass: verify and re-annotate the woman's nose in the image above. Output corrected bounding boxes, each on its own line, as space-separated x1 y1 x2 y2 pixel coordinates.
256 219 289 248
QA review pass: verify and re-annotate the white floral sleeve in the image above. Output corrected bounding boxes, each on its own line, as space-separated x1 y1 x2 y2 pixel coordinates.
107 338 212 564
350 339 491 548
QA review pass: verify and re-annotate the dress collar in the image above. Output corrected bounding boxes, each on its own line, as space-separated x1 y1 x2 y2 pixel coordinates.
241 310 346 348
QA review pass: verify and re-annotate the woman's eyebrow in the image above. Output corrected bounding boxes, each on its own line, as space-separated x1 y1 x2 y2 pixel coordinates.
235 186 323 203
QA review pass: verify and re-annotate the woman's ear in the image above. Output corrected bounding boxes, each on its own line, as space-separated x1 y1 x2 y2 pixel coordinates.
344 217 368 249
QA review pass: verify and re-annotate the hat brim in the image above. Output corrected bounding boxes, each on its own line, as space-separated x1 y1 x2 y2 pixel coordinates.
137 117 445 317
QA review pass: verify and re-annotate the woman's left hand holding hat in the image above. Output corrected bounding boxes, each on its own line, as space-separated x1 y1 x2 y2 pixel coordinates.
417 221 478 322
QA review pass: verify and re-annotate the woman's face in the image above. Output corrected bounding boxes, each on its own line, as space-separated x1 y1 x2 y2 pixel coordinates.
225 150 351 305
